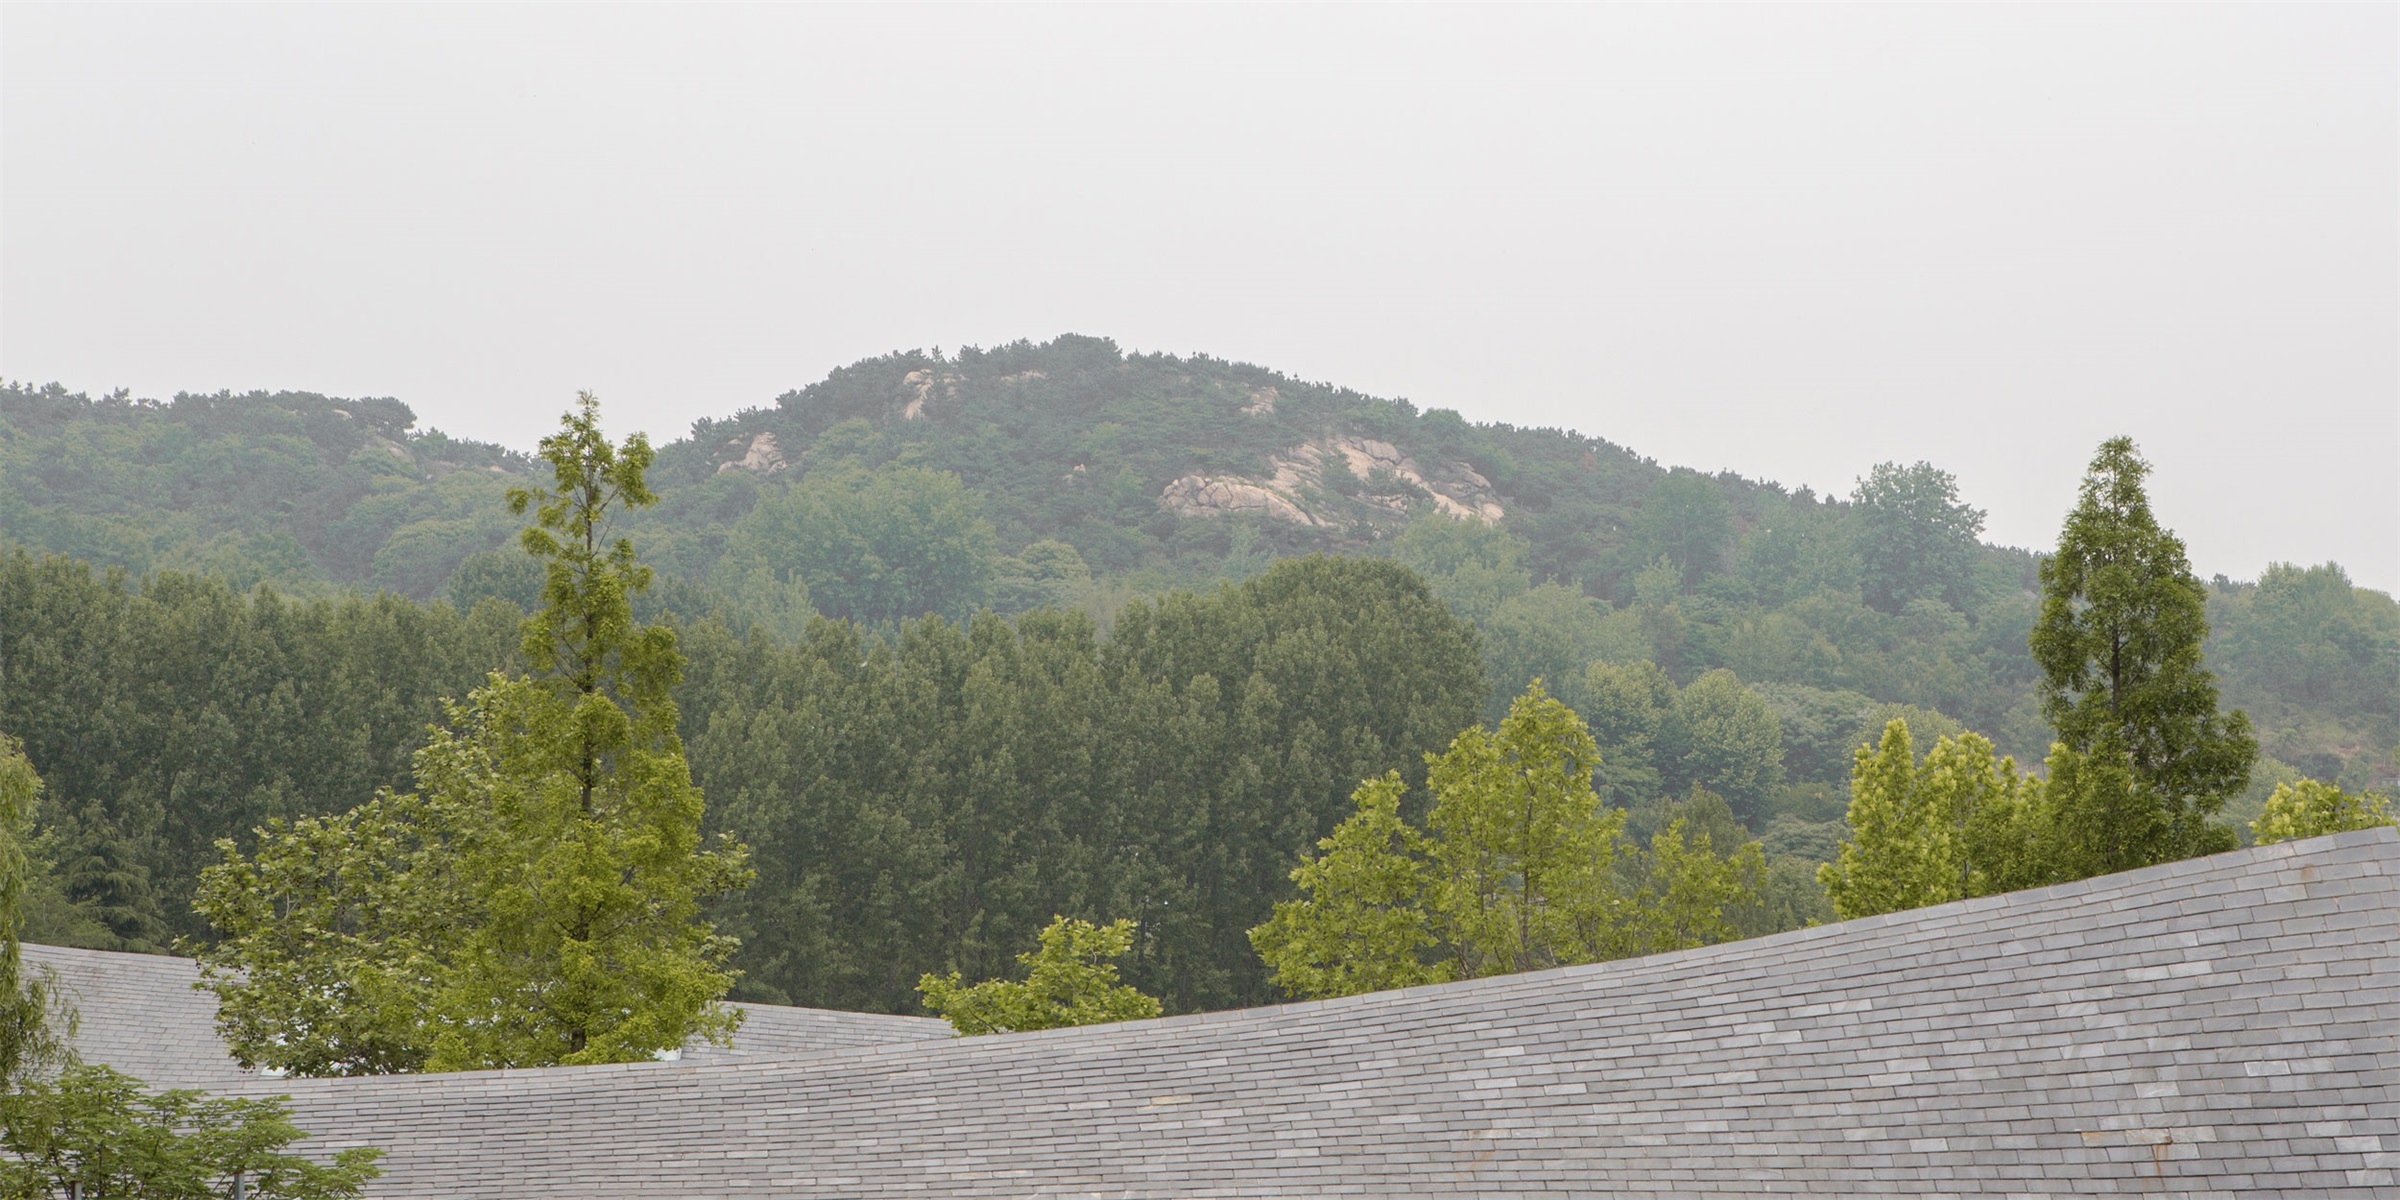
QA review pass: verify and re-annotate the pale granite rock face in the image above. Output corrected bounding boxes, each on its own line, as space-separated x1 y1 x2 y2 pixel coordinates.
898 368 961 420
714 430 788 475
1157 472 1328 525
1158 434 1505 528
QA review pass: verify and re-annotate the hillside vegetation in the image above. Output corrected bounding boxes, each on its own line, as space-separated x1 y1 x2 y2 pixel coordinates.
3 336 2393 1012
8 335 2388 784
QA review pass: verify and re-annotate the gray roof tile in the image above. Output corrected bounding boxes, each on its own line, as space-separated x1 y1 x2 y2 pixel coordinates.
23 826 2396 1197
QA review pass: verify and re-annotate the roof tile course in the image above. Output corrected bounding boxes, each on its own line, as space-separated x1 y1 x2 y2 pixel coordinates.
19 941 948 1091
23 827 2397 1197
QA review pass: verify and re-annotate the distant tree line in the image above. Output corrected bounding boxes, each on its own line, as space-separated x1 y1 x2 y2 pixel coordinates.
0 541 1490 1015
8 340 2388 794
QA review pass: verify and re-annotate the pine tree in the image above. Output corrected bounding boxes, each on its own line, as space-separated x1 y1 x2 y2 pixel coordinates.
423 391 753 1068
195 394 750 1074
2030 437 2255 870
56 805 168 953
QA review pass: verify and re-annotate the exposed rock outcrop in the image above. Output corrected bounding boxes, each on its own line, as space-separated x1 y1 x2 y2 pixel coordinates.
1158 475 1327 526
901 369 962 420
716 431 788 475
1342 438 1503 523
1158 434 1504 527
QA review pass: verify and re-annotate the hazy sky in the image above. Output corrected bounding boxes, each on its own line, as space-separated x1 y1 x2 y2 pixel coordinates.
5 5 2393 590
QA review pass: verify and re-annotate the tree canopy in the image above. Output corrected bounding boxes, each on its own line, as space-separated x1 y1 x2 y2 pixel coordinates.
2250 779 2398 845
917 917 1162 1035
8 344 2382 800
1 1065 382 1200
1852 461 1986 614
192 396 749 1074
2030 437 2255 869
1252 683 1764 1001
2 734 72 1089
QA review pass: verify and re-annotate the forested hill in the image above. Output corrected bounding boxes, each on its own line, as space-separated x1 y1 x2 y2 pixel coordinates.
6 335 2392 787
2 336 1767 605
1 337 2391 878
5 334 2396 1011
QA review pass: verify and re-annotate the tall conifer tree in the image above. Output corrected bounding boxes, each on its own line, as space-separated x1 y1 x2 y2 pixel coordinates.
195 394 749 1074
424 392 751 1068
2030 437 2254 870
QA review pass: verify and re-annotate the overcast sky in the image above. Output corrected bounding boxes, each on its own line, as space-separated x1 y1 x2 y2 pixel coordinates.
5 4 2393 590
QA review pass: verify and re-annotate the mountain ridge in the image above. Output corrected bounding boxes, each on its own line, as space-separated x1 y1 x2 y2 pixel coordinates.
4 333 2393 793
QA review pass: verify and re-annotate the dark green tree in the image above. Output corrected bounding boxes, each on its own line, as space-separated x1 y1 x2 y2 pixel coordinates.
1661 669 1785 823
53 805 168 954
720 463 996 627
2030 437 2255 869
1629 471 1733 589
1102 555 1486 1009
1388 511 1533 624
1581 659 1675 803
1852 461 1986 613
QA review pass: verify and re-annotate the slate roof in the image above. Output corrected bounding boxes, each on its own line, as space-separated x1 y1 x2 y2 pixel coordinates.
18 941 253 1090
33 827 2400 1197
18 942 947 1090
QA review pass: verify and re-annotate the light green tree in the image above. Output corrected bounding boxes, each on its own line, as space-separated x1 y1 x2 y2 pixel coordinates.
1820 721 1941 920
1249 773 1451 1000
2030 436 2255 870
1820 719 2033 920
1248 682 1767 999
195 394 751 1074
0 1064 382 1199
1427 682 1623 978
1602 816 1766 958
4 742 380 1196
2251 780 2399 844
188 795 456 1076
1917 730 2028 896
917 917 1163 1035
2 733 73 1089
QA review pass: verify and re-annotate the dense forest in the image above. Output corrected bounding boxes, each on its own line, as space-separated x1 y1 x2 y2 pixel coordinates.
3 336 2393 1014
